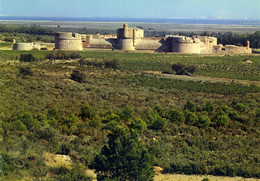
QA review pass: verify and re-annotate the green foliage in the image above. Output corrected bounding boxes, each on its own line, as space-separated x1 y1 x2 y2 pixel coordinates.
47 108 60 121
88 116 101 128
228 111 240 121
103 112 121 123
93 132 154 181
12 110 35 130
46 51 82 60
129 118 147 133
79 105 96 120
153 104 165 117
184 110 199 126
12 120 27 131
220 105 231 113
202 178 210 181
214 111 230 128
167 109 185 125
19 54 36 62
196 115 211 128
184 100 196 112
104 58 119 69
119 106 135 121
19 66 33 76
52 165 92 181
70 70 86 83
202 102 216 114
234 103 247 113
63 114 78 128
172 63 197 75
151 116 167 130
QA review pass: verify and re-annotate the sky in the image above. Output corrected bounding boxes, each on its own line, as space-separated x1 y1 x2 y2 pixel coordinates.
0 0 259 20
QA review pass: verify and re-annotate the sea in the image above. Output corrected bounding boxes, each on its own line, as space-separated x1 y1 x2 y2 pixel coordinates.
0 16 260 26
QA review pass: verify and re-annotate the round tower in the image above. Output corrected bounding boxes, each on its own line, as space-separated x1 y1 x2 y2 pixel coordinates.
55 32 83 50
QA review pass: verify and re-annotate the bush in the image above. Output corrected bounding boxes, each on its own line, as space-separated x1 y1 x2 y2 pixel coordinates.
214 111 229 128
167 109 185 125
104 59 119 69
19 54 36 62
70 70 86 83
202 102 216 114
151 117 167 130
172 63 197 75
46 51 82 60
184 110 199 126
79 105 96 120
88 116 101 128
12 120 27 131
129 118 147 133
196 115 211 128
220 105 231 113
19 66 33 76
234 103 247 113
184 100 196 112
12 110 35 130
120 106 135 121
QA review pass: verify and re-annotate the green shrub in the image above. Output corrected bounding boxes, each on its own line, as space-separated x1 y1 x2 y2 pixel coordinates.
220 105 231 113
172 63 197 75
184 110 199 126
13 110 35 130
79 105 96 120
228 111 240 121
34 126 58 144
104 58 119 69
151 117 167 130
202 102 216 114
214 111 229 128
153 105 165 117
19 54 36 62
63 114 78 128
70 70 86 83
19 66 33 76
184 100 196 112
167 109 185 125
234 103 247 113
129 118 147 133
120 106 135 121
88 116 101 128
196 115 211 128
13 120 27 131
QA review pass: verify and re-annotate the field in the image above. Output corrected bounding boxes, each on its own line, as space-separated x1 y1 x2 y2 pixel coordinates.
1 20 260 34
0 49 259 180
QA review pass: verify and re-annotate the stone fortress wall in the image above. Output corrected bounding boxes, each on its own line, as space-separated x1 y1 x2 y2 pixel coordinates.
54 23 252 54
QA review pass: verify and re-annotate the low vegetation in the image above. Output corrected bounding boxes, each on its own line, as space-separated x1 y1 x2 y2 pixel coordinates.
0 49 259 180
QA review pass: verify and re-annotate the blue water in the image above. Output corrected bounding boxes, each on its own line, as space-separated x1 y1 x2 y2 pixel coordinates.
0 16 260 26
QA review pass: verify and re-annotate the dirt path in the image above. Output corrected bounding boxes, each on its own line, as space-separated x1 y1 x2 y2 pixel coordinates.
143 71 260 86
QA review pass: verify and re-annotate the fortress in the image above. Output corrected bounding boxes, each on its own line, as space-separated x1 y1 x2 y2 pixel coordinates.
40 23 252 54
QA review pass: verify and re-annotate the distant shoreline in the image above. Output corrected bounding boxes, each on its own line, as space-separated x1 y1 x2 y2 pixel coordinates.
0 16 260 26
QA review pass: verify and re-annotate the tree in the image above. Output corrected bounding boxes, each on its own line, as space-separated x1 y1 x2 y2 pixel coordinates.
184 110 199 126
93 132 154 181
